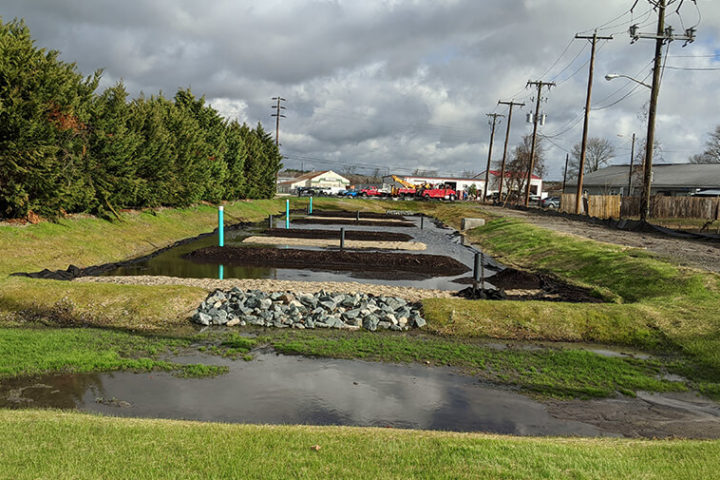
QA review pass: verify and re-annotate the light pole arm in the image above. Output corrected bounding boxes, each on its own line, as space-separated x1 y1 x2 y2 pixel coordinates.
605 74 651 89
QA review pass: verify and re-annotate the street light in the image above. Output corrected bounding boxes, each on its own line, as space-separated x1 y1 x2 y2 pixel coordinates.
604 74 652 89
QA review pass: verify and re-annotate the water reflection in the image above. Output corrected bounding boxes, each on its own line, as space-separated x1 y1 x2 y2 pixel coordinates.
99 216 496 291
0 353 604 436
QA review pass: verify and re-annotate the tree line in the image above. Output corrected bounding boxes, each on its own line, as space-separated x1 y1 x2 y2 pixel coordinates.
0 19 281 219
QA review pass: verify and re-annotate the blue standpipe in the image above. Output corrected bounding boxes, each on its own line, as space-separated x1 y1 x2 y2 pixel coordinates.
309 196 313 214
218 264 224 280
218 206 224 247
286 199 290 229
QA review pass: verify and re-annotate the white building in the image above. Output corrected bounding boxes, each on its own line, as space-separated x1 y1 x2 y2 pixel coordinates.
277 170 350 194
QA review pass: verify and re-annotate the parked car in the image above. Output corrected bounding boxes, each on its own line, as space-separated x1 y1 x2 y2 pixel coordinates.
296 187 325 197
338 189 359 198
540 196 560 209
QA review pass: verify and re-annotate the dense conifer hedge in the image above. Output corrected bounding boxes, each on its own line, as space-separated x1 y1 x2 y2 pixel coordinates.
0 19 282 218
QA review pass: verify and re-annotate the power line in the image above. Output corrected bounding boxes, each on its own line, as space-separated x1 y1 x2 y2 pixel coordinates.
663 65 720 70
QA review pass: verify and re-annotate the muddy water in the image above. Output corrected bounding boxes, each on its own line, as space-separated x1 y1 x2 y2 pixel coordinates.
101 215 500 291
0 352 603 436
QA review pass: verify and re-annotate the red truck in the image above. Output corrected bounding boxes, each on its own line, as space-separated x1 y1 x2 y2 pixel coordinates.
419 186 457 201
359 186 383 197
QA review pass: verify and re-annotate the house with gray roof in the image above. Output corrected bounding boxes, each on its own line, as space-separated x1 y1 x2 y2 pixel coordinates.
565 163 720 197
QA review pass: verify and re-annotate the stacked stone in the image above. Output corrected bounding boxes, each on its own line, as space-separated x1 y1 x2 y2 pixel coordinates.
191 287 427 331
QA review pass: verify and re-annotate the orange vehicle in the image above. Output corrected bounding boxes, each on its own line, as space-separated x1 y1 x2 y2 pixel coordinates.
390 175 419 197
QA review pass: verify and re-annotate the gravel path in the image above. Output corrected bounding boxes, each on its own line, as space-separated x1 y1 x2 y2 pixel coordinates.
74 276 454 302
483 206 720 273
242 236 427 250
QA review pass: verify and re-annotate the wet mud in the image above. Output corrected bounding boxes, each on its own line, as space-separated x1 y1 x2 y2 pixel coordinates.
263 228 412 242
184 246 470 276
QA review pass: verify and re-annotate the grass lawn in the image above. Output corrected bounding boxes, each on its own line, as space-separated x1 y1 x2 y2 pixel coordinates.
2 198 720 477
1 410 718 480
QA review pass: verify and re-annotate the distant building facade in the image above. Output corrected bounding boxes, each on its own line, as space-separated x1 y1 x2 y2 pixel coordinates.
565 164 720 196
277 170 350 194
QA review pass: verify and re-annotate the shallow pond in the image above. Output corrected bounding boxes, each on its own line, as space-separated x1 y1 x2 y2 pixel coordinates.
100 215 502 291
0 351 604 436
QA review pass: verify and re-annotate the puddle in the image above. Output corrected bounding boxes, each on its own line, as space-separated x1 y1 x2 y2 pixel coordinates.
0 352 605 436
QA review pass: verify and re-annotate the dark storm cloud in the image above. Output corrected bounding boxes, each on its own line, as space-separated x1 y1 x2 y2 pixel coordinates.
3 0 719 179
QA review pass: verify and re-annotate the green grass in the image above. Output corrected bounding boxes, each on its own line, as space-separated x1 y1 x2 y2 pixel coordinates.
2 198 720 476
268 329 690 398
1 410 718 480
0 198 389 331
0 327 227 379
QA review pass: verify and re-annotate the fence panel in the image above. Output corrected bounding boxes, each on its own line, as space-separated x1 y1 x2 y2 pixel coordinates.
619 196 720 220
560 194 621 218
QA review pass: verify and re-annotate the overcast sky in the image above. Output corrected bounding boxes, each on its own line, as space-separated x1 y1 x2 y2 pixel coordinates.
3 0 719 180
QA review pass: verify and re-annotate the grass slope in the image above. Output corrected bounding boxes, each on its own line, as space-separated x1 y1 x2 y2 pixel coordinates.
1 410 718 480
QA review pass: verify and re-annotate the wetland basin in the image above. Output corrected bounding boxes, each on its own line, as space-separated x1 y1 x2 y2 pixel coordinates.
98 214 492 291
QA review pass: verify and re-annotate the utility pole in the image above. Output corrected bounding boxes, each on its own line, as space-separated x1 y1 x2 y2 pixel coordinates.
483 113 504 203
561 153 569 194
271 96 286 146
629 0 695 221
626 133 636 196
524 81 555 206
497 100 524 203
574 31 613 214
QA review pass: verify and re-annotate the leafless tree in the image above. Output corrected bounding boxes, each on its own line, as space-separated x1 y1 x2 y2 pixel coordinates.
568 137 615 178
689 125 720 164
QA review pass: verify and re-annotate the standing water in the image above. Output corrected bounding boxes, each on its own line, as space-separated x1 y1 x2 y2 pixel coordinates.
0 351 605 436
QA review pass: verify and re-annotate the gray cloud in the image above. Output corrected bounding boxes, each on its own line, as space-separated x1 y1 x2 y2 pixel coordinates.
3 0 719 179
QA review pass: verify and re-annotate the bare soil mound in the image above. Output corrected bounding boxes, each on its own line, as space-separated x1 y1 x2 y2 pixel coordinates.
453 267 604 303
292 218 415 227
263 228 412 242
184 246 470 276
308 211 402 219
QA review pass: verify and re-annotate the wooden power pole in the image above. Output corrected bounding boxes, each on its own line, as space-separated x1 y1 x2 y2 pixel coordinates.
497 100 524 203
483 113 504 203
271 96 286 146
630 0 695 221
524 81 555 207
574 31 613 214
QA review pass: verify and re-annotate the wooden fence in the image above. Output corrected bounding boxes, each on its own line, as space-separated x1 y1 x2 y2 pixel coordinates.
560 194 720 220
560 194 621 219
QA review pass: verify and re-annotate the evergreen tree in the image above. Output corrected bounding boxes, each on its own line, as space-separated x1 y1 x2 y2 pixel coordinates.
0 19 99 217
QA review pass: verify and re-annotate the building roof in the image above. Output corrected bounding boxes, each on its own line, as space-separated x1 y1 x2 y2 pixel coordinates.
566 163 720 189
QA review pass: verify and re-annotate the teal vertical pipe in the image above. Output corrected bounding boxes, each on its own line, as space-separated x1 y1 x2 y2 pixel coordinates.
218 264 224 280
309 196 313 214
285 199 290 229
218 206 224 247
